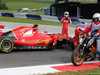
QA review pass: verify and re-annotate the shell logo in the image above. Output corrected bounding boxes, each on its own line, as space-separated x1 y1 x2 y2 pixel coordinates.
45 40 50 44
37 40 42 45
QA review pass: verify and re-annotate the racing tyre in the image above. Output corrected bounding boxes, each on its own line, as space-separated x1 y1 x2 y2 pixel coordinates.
0 39 14 53
55 42 63 49
47 42 54 50
71 48 84 66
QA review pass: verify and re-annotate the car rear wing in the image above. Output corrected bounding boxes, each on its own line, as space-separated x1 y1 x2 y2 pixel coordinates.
0 25 4 36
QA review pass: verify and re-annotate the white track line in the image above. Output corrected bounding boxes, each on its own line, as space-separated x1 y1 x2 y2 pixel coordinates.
0 61 99 75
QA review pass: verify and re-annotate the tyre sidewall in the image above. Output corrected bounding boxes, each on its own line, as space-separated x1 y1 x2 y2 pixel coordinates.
0 38 14 53
71 47 84 66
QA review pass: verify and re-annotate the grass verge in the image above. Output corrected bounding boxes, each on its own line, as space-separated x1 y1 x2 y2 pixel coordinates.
0 16 77 28
0 1 53 15
0 1 77 28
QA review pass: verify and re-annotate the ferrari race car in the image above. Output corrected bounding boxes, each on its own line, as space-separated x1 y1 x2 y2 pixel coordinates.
0 25 72 53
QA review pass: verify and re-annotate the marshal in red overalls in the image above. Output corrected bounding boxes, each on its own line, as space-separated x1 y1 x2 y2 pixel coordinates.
61 11 71 36
74 23 89 47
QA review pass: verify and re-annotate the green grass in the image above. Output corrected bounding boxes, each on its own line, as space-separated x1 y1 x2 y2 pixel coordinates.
44 67 100 75
0 1 53 15
0 0 97 15
4 0 97 3
0 16 77 27
6 1 52 9
5 0 55 2
0 1 77 27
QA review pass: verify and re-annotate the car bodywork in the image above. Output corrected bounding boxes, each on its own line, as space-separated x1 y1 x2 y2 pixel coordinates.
0 25 72 53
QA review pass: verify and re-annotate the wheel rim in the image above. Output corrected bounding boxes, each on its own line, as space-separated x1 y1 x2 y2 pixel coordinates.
2 40 12 51
74 50 84 65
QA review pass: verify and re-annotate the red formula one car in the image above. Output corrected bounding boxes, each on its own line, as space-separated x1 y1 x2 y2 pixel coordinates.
0 25 72 53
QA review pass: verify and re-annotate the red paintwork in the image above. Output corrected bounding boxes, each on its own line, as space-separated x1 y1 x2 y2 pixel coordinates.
52 62 100 71
13 26 53 46
0 25 4 36
3 25 72 46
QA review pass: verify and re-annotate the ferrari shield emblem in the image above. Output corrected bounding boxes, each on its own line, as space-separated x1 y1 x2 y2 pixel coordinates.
55 36 57 38
37 40 42 45
21 30 25 34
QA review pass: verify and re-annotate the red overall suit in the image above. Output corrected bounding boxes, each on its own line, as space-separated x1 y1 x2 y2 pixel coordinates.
61 17 71 36
74 23 89 47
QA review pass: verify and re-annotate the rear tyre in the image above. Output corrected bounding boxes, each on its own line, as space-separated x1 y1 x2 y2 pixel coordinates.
55 42 63 49
71 48 84 66
0 39 14 53
47 42 54 50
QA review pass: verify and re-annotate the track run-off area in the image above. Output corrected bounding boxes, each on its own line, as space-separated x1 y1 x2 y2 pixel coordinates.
0 22 99 75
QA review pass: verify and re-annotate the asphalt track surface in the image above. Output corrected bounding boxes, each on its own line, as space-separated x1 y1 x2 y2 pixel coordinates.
0 22 76 68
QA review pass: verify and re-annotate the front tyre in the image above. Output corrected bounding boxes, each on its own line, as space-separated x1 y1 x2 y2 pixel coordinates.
0 39 14 53
71 49 84 66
